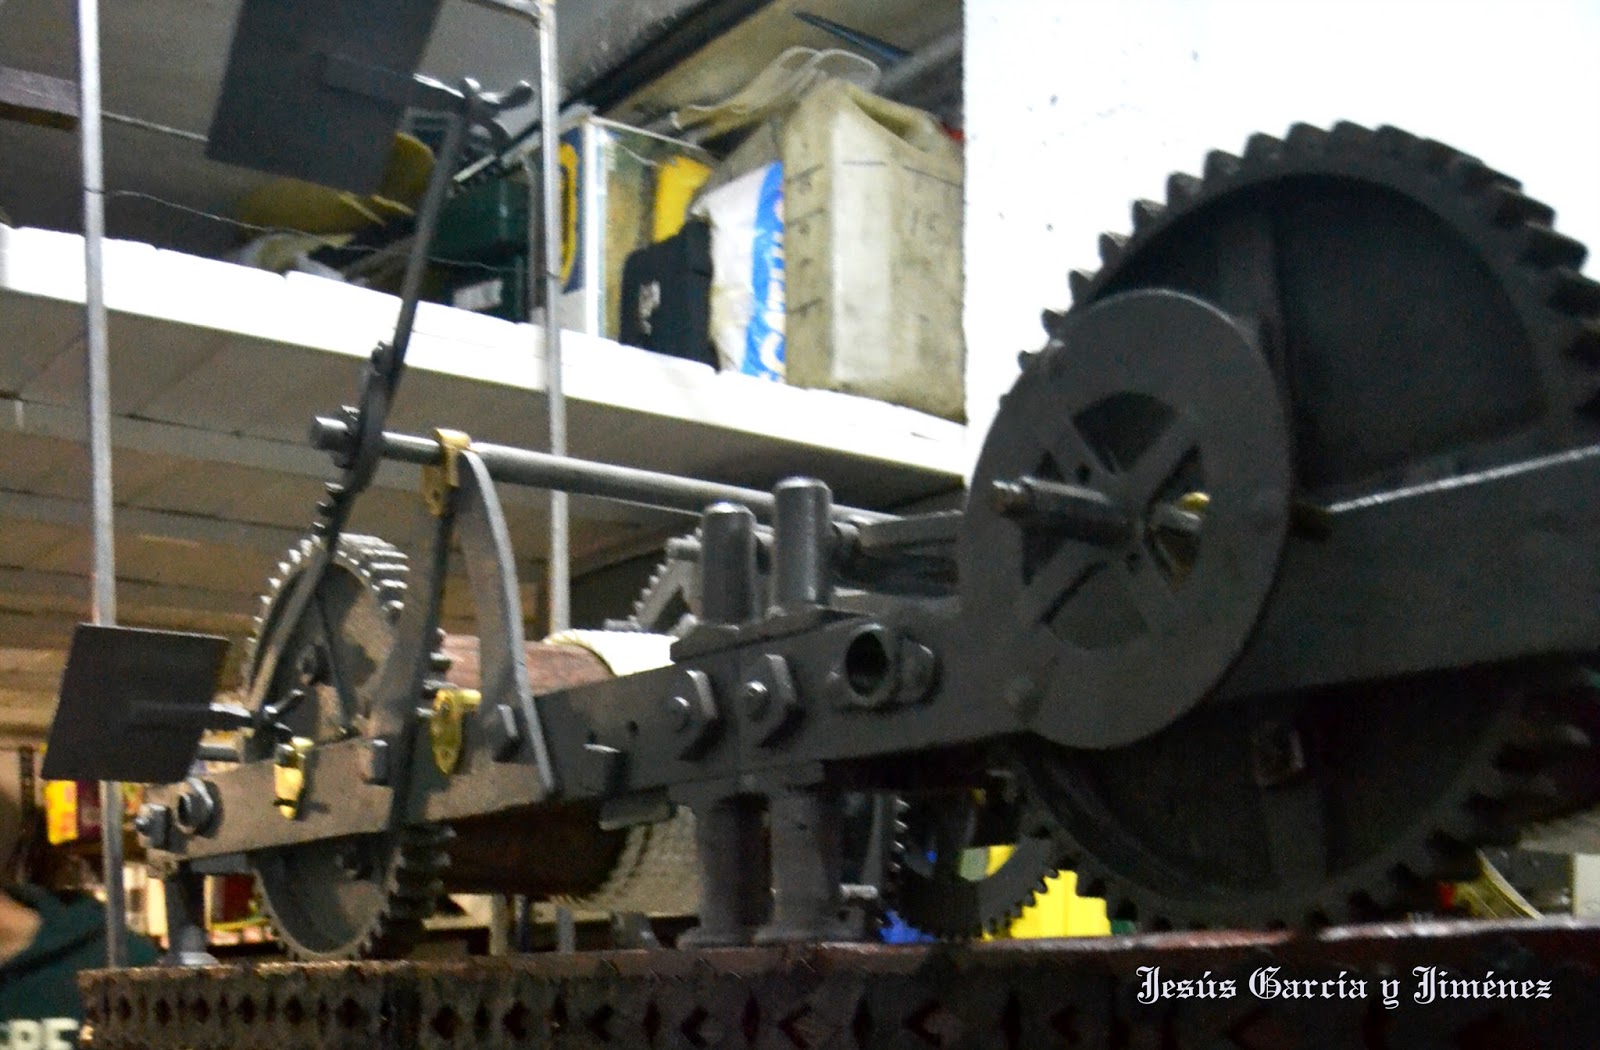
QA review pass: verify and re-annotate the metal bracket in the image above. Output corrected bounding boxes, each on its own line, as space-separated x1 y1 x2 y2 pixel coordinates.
421 428 472 516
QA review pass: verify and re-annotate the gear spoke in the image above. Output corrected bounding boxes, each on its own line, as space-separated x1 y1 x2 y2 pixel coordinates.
1124 415 1197 506
1017 543 1102 629
1040 417 1105 483
1118 556 1179 635
312 591 358 735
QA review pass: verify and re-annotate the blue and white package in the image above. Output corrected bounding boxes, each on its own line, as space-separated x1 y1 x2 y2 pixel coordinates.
743 162 785 380
698 162 786 381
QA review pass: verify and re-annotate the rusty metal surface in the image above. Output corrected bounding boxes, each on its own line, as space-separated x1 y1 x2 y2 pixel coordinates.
81 917 1600 1049
440 635 612 694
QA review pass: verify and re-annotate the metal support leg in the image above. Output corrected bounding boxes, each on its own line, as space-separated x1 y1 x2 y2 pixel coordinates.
677 501 770 947
678 794 770 948
756 786 851 943
161 868 215 967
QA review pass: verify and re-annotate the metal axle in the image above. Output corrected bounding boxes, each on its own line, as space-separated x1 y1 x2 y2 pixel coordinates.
310 416 896 524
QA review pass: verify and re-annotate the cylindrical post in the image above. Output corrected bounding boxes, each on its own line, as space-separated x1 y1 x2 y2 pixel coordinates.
678 795 770 948
771 478 834 613
161 868 215 966
76 0 126 969
699 502 757 625
756 786 847 943
534 0 569 634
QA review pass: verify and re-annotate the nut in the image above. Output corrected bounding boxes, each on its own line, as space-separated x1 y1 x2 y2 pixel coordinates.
134 803 172 850
670 669 720 759
744 654 802 747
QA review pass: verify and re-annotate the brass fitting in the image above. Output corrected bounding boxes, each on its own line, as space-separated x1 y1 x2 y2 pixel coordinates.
273 737 314 820
430 686 483 775
421 428 473 516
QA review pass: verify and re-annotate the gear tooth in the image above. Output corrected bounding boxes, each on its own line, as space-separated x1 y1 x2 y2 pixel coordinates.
1130 198 1163 231
1498 720 1590 772
1548 270 1600 316
1445 153 1519 192
1425 835 1482 883
1165 172 1201 205
1242 132 1283 163
1414 137 1463 173
1371 124 1416 157
1522 227 1588 269
1488 186 1556 227
1098 232 1128 265
1068 268 1095 303
1328 121 1375 149
1041 307 1072 339
1284 123 1329 153
1570 322 1600 365
1202 150 1241 181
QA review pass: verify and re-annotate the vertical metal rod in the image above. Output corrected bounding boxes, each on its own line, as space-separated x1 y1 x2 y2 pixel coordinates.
76 0 126 970
554 903 577 952
771 478 835 613
536 0 569 633
699 503 757 624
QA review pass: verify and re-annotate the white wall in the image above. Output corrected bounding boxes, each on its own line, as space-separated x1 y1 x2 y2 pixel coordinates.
963 0 1600 465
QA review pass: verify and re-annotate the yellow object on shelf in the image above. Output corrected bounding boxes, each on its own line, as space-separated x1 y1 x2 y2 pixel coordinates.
984 845 1112 939
234 133 434 235
653 155 712 241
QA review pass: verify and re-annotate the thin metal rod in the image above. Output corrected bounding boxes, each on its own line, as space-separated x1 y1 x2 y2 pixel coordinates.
76 0 126 969
536 0 569 633
390 102 471 370
310 417 895 524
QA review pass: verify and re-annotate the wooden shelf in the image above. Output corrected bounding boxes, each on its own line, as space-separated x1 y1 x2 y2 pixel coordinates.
0 222 967 732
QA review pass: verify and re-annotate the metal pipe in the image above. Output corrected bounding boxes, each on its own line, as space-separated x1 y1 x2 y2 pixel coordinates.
877 27 962 96
76 0 126 970
536 0 569 633
310 416 896 524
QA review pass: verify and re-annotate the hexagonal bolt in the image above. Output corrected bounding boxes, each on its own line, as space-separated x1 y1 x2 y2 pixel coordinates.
744 654 803 747
669 668 721 759
134 803 173 850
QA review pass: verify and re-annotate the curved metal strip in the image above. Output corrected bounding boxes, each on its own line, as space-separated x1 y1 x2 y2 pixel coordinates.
457 448 559 795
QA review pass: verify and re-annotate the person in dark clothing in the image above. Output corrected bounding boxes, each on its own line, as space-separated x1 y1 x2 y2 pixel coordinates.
0 766 159 1048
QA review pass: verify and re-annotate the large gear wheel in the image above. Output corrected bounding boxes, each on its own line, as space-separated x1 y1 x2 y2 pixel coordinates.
997 122 1600 928
245 534 450 960
1012 664 1600 928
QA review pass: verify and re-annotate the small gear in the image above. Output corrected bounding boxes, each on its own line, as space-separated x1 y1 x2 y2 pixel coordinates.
885 777 1066 939
245 533 452 959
